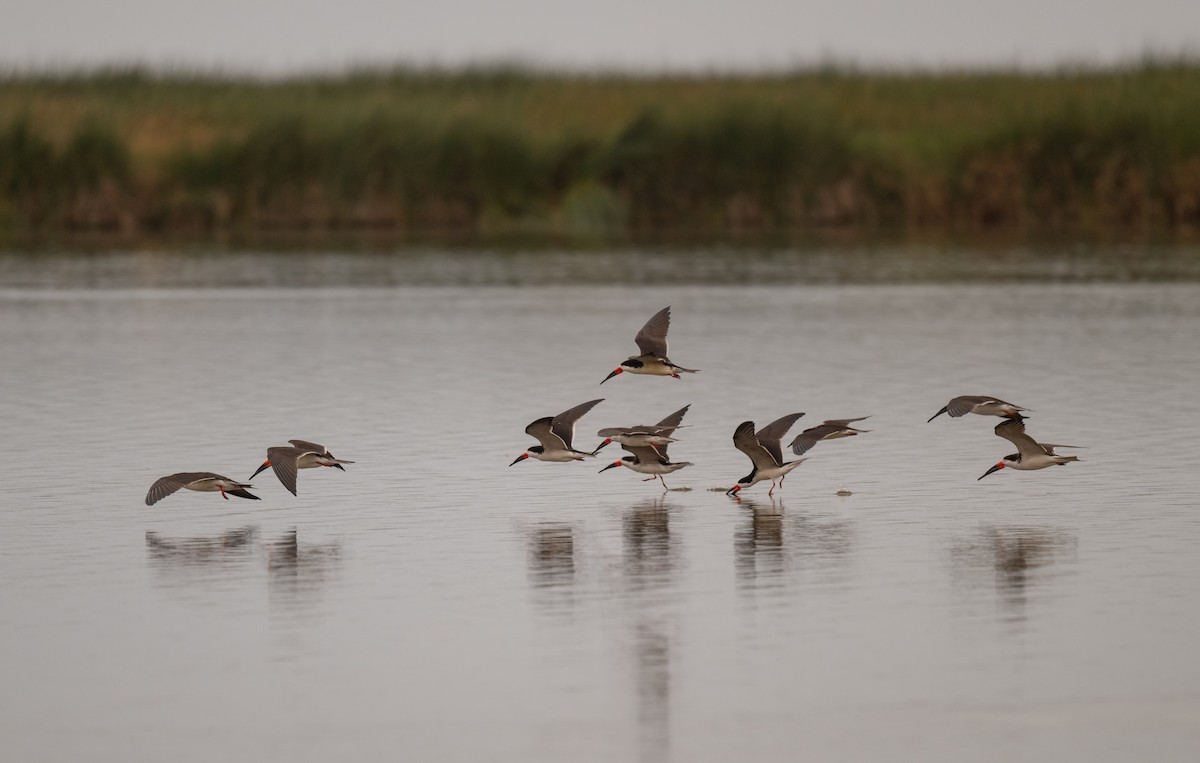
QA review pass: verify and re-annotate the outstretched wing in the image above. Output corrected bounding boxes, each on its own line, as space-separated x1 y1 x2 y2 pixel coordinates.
948 396 999 417
145 472 220 506
788 432 823 455
622 444 668 464
822 417 870 428
733 421 782 470
994 419 1044 459
526 417 566 451
288 439 328 454
634 306 671 357
550 398 604 450
654 404 690 433
267 446 307 496
754 413 805 464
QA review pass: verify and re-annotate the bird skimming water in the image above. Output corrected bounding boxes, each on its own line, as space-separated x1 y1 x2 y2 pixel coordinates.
726 413 808 497
978 419 1082 479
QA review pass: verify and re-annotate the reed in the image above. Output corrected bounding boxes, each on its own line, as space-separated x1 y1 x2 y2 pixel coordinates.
2 61 1200 234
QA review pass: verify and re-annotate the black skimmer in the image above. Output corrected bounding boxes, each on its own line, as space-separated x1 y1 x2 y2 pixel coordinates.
726 413 808 497
596 404 690 450
145 473 261 506
599 443 693 490
928 396 1029 422
601 306 698 383
249 440 355 496
978 419 1082 480
510 399 607 465
788 417 871 455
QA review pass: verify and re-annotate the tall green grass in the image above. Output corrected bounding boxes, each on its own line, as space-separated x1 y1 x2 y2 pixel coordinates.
2 63 1200 234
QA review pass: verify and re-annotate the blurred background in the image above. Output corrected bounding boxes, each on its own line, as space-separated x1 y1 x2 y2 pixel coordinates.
1 1 1199 242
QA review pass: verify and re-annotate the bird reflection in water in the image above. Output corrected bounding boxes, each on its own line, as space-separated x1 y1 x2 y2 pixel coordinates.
950 525 1077 625
623 499 678 592
266 528 341 610
145 525 259 573
526 524 577 617
734 498 855 592
622 499 676 763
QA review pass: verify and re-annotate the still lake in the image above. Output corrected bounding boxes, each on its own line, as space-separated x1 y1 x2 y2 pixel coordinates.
2 244 1199 761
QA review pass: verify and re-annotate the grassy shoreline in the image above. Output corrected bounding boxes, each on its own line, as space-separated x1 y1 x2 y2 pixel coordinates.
3 64 1200 235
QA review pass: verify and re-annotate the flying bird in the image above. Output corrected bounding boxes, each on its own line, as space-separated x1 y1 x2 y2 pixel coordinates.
601 306 698 383
511 399 607 465
145 472 260 506
726 413 808 497
599 443 693 490
249 440 355 496
596 404 691 452
978 419 1082 480
928 396 1029 422
788 417 871 455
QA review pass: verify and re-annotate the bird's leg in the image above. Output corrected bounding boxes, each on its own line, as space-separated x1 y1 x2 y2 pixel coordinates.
671 374 681 379
768 480 777 497
219 487 228 500
659 475 668 490
642 476 657 482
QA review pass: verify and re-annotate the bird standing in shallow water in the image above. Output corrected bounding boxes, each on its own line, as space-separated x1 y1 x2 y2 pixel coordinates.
146 473 260 506
601 306 698 383
928 396 1029 422
726 413 808 497
511 399 607 465
250 440 355 496
978 419 1082 480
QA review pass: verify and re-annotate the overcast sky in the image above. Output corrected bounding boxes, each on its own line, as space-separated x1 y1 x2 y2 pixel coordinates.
4 0 1199 73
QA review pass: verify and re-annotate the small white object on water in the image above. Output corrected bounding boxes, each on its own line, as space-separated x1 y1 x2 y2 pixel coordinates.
835 486 853 496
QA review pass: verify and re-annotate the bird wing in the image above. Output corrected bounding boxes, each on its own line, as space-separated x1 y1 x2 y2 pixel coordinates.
525 417 567 451
622 444 668 464
634 306 671 357
754 412 805 464
788 428 829 455
653 404 690 433
947 396 995 417
1039 443 1084 456
145 472 221 506
549 398 604 450
994 419 1045 459
288 439 328 454
822 416 870 428
596 426 638 437
733 421 783 470
266 446 306 496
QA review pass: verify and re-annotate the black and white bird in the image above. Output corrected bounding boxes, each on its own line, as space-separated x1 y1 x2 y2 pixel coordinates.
601 306 699 383
145 473 260 506
596 404 690 452
510 399 607 465
600 442 693 490
249 440 355 496
726 413 808 497
788 417 871 455
978 419 1082 480
928 396 1029 422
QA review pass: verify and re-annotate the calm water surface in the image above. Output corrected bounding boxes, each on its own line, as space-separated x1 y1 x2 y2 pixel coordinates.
2 246 1199 761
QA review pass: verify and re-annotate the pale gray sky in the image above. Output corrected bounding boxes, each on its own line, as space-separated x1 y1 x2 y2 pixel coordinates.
4 0 1199 73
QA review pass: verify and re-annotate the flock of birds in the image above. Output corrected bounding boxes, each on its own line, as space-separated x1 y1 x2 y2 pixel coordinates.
507 306 1083 497
144 306 1082 506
